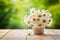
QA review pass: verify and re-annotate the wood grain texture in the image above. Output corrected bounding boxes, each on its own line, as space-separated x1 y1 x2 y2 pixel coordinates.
0 29 10 39
27 29 54 40
0 29 31 40
49 29 60 40
0 29 60 40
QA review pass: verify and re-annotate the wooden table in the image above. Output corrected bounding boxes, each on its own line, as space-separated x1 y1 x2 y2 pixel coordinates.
0 29 60 40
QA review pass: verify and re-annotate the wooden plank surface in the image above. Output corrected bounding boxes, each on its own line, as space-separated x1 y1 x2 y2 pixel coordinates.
0 29 10 39
49 29 60 40
0 29 60 40
27 29 55 40
0 29 30 40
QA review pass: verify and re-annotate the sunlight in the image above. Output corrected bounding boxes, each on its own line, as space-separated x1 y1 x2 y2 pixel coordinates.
11 0 18 3
0 0 59 29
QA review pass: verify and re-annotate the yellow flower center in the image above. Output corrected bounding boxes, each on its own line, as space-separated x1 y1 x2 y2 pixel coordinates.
38 24 42 26
36 18 40 21
37 14 42 17
49 19 51 22
27 21 30 24
43 14 46 16
43 19 46 23
32 10 34 13
33 18 36 21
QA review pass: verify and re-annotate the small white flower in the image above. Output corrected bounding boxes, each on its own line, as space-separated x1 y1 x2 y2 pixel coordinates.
30 8 35 14
46 18 52 26
35 9 41 14
24 8 52 27
47 12 52 17
42 13 47 17
40 17 47 25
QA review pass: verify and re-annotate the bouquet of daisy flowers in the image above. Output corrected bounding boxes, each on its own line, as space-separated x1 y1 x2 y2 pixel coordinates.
24 8 52 35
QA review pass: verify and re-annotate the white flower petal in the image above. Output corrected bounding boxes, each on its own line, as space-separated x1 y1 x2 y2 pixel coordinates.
30 8 35 14
24 8 52 27
47 12 52 17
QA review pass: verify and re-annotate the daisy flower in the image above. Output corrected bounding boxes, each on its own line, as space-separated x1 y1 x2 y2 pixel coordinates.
30 8 35 14
24 8 52 28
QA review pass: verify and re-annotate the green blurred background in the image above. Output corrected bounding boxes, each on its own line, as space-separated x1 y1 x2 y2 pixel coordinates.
0 0 60 29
